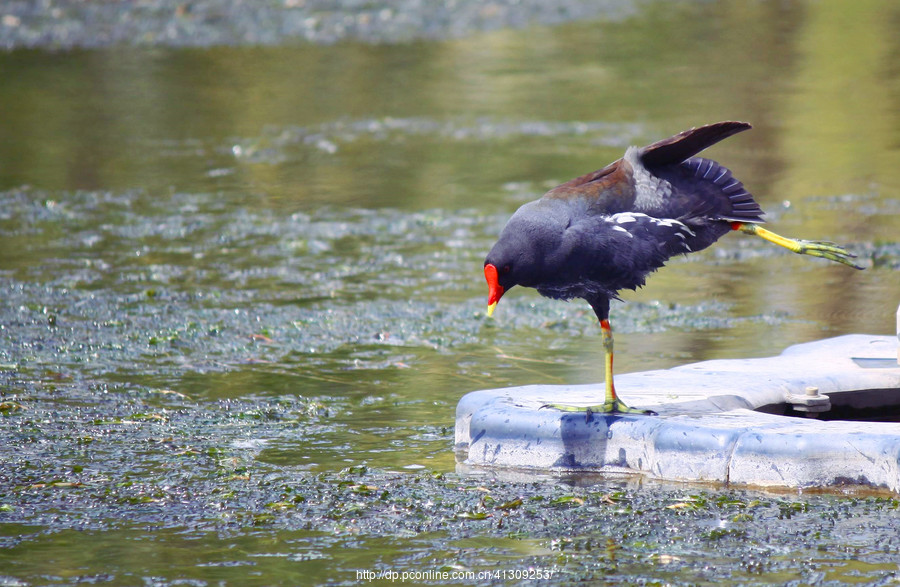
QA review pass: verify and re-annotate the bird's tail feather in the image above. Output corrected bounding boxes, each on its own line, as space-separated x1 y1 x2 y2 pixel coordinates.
681 157 764 223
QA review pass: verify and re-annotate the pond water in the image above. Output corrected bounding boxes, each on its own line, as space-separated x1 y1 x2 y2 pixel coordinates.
1 0 899 585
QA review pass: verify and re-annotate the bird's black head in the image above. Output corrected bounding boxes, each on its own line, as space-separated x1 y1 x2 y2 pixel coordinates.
484 201 566 316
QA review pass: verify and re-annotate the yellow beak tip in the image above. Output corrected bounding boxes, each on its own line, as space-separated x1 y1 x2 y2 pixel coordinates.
486 302 497 318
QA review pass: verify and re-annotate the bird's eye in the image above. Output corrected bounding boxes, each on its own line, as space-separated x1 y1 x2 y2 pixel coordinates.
501 265 511 274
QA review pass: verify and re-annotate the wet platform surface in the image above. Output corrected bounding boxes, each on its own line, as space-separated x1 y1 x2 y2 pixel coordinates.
456 335 900 492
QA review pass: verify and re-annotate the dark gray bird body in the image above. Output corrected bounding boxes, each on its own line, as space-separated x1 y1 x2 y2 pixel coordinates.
485 121 762 320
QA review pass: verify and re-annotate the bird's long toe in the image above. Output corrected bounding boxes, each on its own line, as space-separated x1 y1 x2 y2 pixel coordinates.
795 239 863 269
541 400 657 419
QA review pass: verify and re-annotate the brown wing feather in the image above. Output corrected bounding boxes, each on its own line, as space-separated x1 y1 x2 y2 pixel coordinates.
538 121 752 216
543 158 636 214
640 121 751 169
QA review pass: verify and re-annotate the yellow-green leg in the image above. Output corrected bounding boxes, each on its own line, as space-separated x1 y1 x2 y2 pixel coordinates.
734 223 863 269
543 319 656 417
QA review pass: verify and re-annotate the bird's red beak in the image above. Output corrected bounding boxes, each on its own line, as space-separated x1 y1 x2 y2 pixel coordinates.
484 263 504 317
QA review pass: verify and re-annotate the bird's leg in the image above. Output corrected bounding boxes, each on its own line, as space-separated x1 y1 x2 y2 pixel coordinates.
542 319 656 417
732 222 863 270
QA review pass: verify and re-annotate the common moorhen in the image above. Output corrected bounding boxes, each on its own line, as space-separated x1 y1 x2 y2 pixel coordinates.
484 121 861 415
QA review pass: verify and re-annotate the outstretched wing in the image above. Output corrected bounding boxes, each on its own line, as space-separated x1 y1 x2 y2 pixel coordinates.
640 121 751 168
541 121 762 222
630 122 764 223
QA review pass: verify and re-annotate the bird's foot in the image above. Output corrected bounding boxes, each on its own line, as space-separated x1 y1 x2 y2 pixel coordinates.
737 224 863 269
786 238 863 269
541 399 657 420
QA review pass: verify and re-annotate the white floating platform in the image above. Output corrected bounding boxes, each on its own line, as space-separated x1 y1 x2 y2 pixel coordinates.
456 334 900 493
